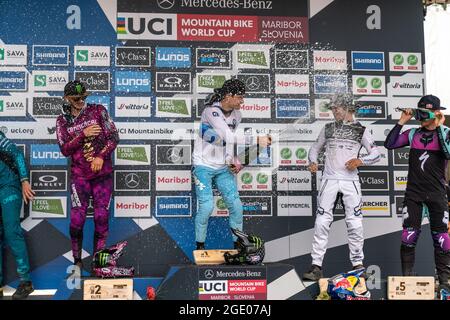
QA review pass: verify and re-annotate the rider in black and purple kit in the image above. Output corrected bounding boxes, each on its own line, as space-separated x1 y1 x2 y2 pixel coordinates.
385 95 450 292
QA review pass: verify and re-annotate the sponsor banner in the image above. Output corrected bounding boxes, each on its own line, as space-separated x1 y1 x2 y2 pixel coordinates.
30 144 67 166
86 96 110 110
199 266 267 300
30 170 67 192
115 121 323 141
236 74 270 94
74 46 110 66
359 171 389 191
0 71 27 91
394 171 408 191
156 72 191 93
237 169 272 191
115 145 151 166
32 45 69 66
0 96 26 117
32 70 68 92
115 46 151 67
0 119 58 139
393 147 410 165
277 170 311 191
117 11 308 43
114 170 151 191
394 196 405 216
117 13 177 40
155 47 191 68
156 144 191 165
240 98 271 119
156 170 192 191
363 122 414 142
276 99 310 119
352 75 386 96
351 51 385 71
211 196 272 217
115 96 151 117
235 47 270 69
30 197 67 219
389 52 422 72
313 51 347 70
156 196 192 217
277 196 312 216
275 74 309 94
277 143 310 166
389 73 424 96
32 97 63 118
314 98 332 119
196 48 231 69
75 71 110 92
314 75 348 95
362 195 390 217
196 73 231 93
156 97 191 117
359 144 389 166
275 50 308 69
355 100 387 120
258 16 308 43
115 71 150 93
114 196 151 218
0 44 27 65
387 97 419 120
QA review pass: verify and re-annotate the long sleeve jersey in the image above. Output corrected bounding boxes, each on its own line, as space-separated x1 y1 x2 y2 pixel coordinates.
0 131 29 189
193 102 250 169
309 120 380 181
384 123 450 197
56 103 119 180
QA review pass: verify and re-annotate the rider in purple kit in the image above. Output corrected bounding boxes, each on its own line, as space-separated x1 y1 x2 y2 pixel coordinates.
56 80 119 269
384 95 450 293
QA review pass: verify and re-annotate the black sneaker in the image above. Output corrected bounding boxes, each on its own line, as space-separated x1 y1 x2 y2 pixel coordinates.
196 242 205 250
12 281 34 300
352 265 368 279
302 265 323 281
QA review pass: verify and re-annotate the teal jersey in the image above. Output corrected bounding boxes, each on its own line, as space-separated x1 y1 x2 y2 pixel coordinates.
0 131 28 188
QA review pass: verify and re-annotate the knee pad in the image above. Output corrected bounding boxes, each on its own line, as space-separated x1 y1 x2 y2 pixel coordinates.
432 232 450 252
401 228 421 247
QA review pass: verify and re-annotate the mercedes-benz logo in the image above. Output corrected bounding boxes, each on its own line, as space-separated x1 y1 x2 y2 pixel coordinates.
245 76 260 91
164 77 182 85
284 52 301 66
204 269 214 279
157 0 175 9
167 147 183 163
125 173 140 189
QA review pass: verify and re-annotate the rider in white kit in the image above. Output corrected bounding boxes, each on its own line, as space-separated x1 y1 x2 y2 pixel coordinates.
302 94 381 281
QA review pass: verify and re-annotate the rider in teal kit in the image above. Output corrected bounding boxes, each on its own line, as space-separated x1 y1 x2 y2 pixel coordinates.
0 131 35 299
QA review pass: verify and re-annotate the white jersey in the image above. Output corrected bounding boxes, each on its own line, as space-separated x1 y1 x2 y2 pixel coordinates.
309 121 380 181
193 102 247 169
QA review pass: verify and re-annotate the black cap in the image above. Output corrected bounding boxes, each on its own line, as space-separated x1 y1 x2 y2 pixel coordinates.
64 80 89 97
417 94 446 110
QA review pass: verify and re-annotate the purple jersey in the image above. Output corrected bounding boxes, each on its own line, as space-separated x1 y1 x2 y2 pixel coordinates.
56 104 119 180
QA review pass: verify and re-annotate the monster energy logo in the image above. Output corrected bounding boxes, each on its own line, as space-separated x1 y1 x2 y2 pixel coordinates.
75 83 82 94
97 252 111 267
249 235 263 249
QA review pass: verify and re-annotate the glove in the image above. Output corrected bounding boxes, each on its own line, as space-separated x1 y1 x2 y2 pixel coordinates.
228 156 243 174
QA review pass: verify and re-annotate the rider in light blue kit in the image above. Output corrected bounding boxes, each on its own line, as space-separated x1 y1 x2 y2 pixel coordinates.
192 79 271 250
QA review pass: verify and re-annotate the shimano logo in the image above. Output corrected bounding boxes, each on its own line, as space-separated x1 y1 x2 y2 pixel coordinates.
355 58 382 64
159 203 189 209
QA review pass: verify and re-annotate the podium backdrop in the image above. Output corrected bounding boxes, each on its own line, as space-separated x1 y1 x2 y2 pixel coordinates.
0 0 430 295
